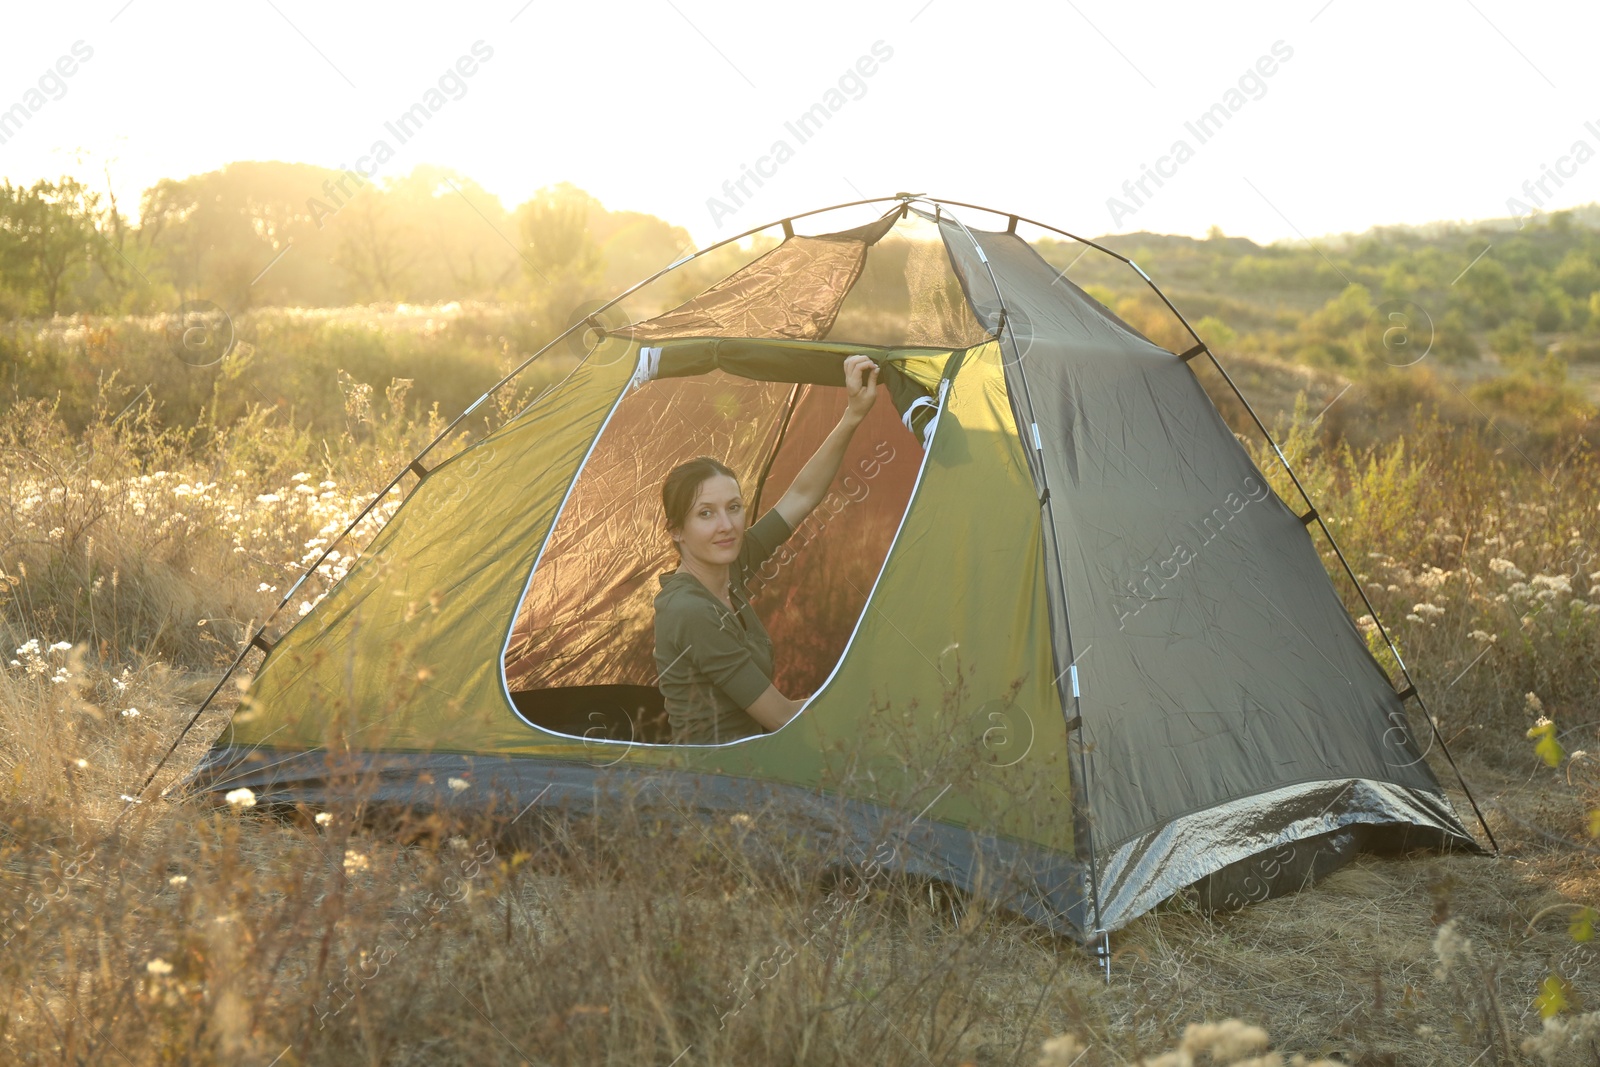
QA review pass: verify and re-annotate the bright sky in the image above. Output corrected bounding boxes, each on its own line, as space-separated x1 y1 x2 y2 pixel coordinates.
2 0 1597 251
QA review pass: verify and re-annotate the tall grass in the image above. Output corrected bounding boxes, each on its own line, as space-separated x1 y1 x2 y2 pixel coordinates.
1247 393 1600 760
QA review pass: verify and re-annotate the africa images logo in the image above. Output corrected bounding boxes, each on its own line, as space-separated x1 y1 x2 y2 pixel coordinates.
705 40 895 228
1113 474 1274 630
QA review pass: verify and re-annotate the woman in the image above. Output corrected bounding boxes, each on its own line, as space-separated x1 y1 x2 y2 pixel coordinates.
653 354 881 744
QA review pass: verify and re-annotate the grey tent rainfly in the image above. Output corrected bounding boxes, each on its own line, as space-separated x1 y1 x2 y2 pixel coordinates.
173 194 1490 959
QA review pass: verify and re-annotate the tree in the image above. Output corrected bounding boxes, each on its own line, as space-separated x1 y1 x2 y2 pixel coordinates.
331 190 416 303
516 183 603 292
0 177 101 316
1553 250 1600 300
1451 257 1514 328
515 183 607 333
136 161 342 312
380 166 520 301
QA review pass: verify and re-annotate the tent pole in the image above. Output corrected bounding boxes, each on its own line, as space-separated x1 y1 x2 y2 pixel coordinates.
915 198 1110 946
126 198 910 807
751 383 803 518
917 195 1501 855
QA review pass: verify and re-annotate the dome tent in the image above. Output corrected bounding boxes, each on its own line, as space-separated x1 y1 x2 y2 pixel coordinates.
182 195 1489 948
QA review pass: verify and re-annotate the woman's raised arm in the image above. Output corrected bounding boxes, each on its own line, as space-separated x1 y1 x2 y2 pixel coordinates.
772 354 879 530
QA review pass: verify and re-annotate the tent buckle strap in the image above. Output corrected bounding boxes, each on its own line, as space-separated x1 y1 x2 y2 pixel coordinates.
1299 507 1318 526
1007 215 1018 234
1396 685 1418 702
1063 715 1083 732
781 219 794 239
1178 343 1207 363
409 459 430 480
249 632 276 657
1039 486 1050 506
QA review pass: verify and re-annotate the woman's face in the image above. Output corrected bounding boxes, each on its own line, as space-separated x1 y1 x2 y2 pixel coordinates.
673 473 745 568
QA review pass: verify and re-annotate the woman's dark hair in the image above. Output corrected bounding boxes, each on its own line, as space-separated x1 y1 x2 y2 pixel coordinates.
661 456 740 555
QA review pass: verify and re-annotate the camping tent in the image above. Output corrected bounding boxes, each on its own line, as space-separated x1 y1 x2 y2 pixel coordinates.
188 196 1487 945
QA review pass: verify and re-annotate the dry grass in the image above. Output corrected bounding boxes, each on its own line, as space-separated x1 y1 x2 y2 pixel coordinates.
3 322 1600 1064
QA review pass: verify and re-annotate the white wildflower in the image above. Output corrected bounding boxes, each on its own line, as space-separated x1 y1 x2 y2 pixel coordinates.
146 958 174 976
224 787 257 809
1412 603 1445 619
315 812 333 826
121 708 140 718
50 641 72 652
1489 557 1526 580
1468 630 1496 643
1521 1012 1600 1062
1526 693 1545 715
1178 1019 1270 1060
1035 1032 1087 1067
343 850 370 874
168 875 187 886
1416 566 1451 590
1432 918 1474 979
447 777 470 793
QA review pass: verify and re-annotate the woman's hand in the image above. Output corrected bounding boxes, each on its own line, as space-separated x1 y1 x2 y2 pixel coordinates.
843 354 880 423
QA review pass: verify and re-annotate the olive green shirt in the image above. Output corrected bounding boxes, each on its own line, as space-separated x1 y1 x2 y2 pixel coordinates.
654 507 796 744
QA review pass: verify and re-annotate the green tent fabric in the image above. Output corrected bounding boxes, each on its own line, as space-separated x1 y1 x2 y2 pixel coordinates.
194 201 1479 940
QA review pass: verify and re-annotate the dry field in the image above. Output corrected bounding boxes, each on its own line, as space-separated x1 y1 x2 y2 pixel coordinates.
3 312 1600 1065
